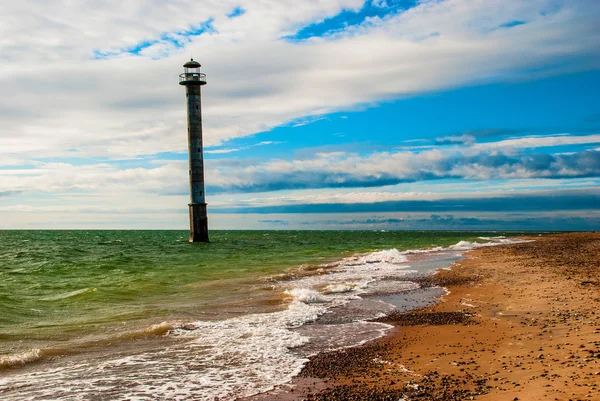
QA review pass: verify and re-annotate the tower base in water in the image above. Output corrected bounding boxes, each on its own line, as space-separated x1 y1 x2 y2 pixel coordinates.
188 203 209 243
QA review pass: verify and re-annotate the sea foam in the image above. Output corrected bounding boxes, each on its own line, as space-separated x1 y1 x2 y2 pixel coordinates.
0 349 41 369
39 287 97 301
285 288 329 303
322 283 356 294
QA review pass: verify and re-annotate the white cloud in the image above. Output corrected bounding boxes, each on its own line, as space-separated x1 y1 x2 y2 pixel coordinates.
0 160 186 194
0 0 598 162
1 134 597 198
205 140 285 154
205 148 244 154
435 134 476 145
475 134 600 150
229 185 599 207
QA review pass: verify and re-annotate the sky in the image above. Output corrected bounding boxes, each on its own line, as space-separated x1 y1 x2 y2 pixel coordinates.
0 0 599 230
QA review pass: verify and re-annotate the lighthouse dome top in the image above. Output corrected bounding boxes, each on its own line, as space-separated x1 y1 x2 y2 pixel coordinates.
179 58 207 86
183 59 201 68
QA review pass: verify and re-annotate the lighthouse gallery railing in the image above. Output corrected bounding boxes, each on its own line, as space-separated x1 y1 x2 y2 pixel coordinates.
179 73 207 84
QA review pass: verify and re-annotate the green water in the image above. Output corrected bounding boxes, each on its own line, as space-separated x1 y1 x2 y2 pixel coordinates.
0 230 523 353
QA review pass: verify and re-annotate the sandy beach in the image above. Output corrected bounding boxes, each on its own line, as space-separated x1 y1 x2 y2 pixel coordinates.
253 232 600 400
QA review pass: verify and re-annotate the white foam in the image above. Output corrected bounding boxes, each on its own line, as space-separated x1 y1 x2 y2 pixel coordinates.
450 240 478 250
40 287 96 301
285 288 328 304
348 248 409 265
401 246 445 254
0 349 41 368
145 321 174 335
277 249 413 312
322 283 356 294
399 236 527 255
449 237 531 251
0 298 328 400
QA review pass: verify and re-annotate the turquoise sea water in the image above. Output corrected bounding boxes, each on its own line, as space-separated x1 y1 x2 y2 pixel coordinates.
0 230 528 400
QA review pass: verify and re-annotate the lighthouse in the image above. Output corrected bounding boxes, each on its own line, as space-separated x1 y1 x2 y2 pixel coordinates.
179 59 209 242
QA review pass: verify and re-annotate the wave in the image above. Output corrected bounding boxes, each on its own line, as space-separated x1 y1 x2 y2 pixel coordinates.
0 321 182 374
39 287 97 301
322 283 356 294
402 237 527 254
285 288 329 304
144 321 174 336
0 349 41 369
449 237 528 251
97 240 123 245
344 248 409 266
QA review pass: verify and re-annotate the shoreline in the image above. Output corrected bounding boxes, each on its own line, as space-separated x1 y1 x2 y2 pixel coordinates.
250 232 599 400
2 232 516 401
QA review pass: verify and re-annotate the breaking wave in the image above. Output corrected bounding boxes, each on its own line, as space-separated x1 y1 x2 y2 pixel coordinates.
0 349 42 369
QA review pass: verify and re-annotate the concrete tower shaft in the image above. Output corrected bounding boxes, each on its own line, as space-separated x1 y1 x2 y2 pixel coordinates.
186 84 206 205
180 59 209 242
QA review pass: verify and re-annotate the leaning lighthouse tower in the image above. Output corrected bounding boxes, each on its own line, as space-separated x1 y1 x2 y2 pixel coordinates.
179 59 209 242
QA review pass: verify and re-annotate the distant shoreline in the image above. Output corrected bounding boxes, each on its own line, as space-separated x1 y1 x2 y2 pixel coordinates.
251 232 599 400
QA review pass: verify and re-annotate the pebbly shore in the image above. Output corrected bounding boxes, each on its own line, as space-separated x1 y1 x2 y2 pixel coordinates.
249 232 600 401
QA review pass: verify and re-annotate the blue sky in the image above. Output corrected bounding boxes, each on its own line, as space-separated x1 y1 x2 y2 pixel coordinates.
208 71 600 158
0 0 599 230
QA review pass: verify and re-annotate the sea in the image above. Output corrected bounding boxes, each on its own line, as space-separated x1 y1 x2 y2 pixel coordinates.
0 230 529 400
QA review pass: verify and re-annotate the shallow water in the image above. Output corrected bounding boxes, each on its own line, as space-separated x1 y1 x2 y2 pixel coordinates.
0 230 527 400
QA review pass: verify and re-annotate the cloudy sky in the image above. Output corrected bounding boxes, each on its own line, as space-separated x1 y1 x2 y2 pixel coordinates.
1 0 599 230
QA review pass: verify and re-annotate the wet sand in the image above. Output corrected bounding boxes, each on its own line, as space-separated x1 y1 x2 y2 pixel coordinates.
250 232 600 400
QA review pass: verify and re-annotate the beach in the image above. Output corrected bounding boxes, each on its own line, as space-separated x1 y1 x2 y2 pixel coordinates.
255 232 599 400
2 231 598 400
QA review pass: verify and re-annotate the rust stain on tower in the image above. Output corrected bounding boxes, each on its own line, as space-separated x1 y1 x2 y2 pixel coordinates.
179 59 209 242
